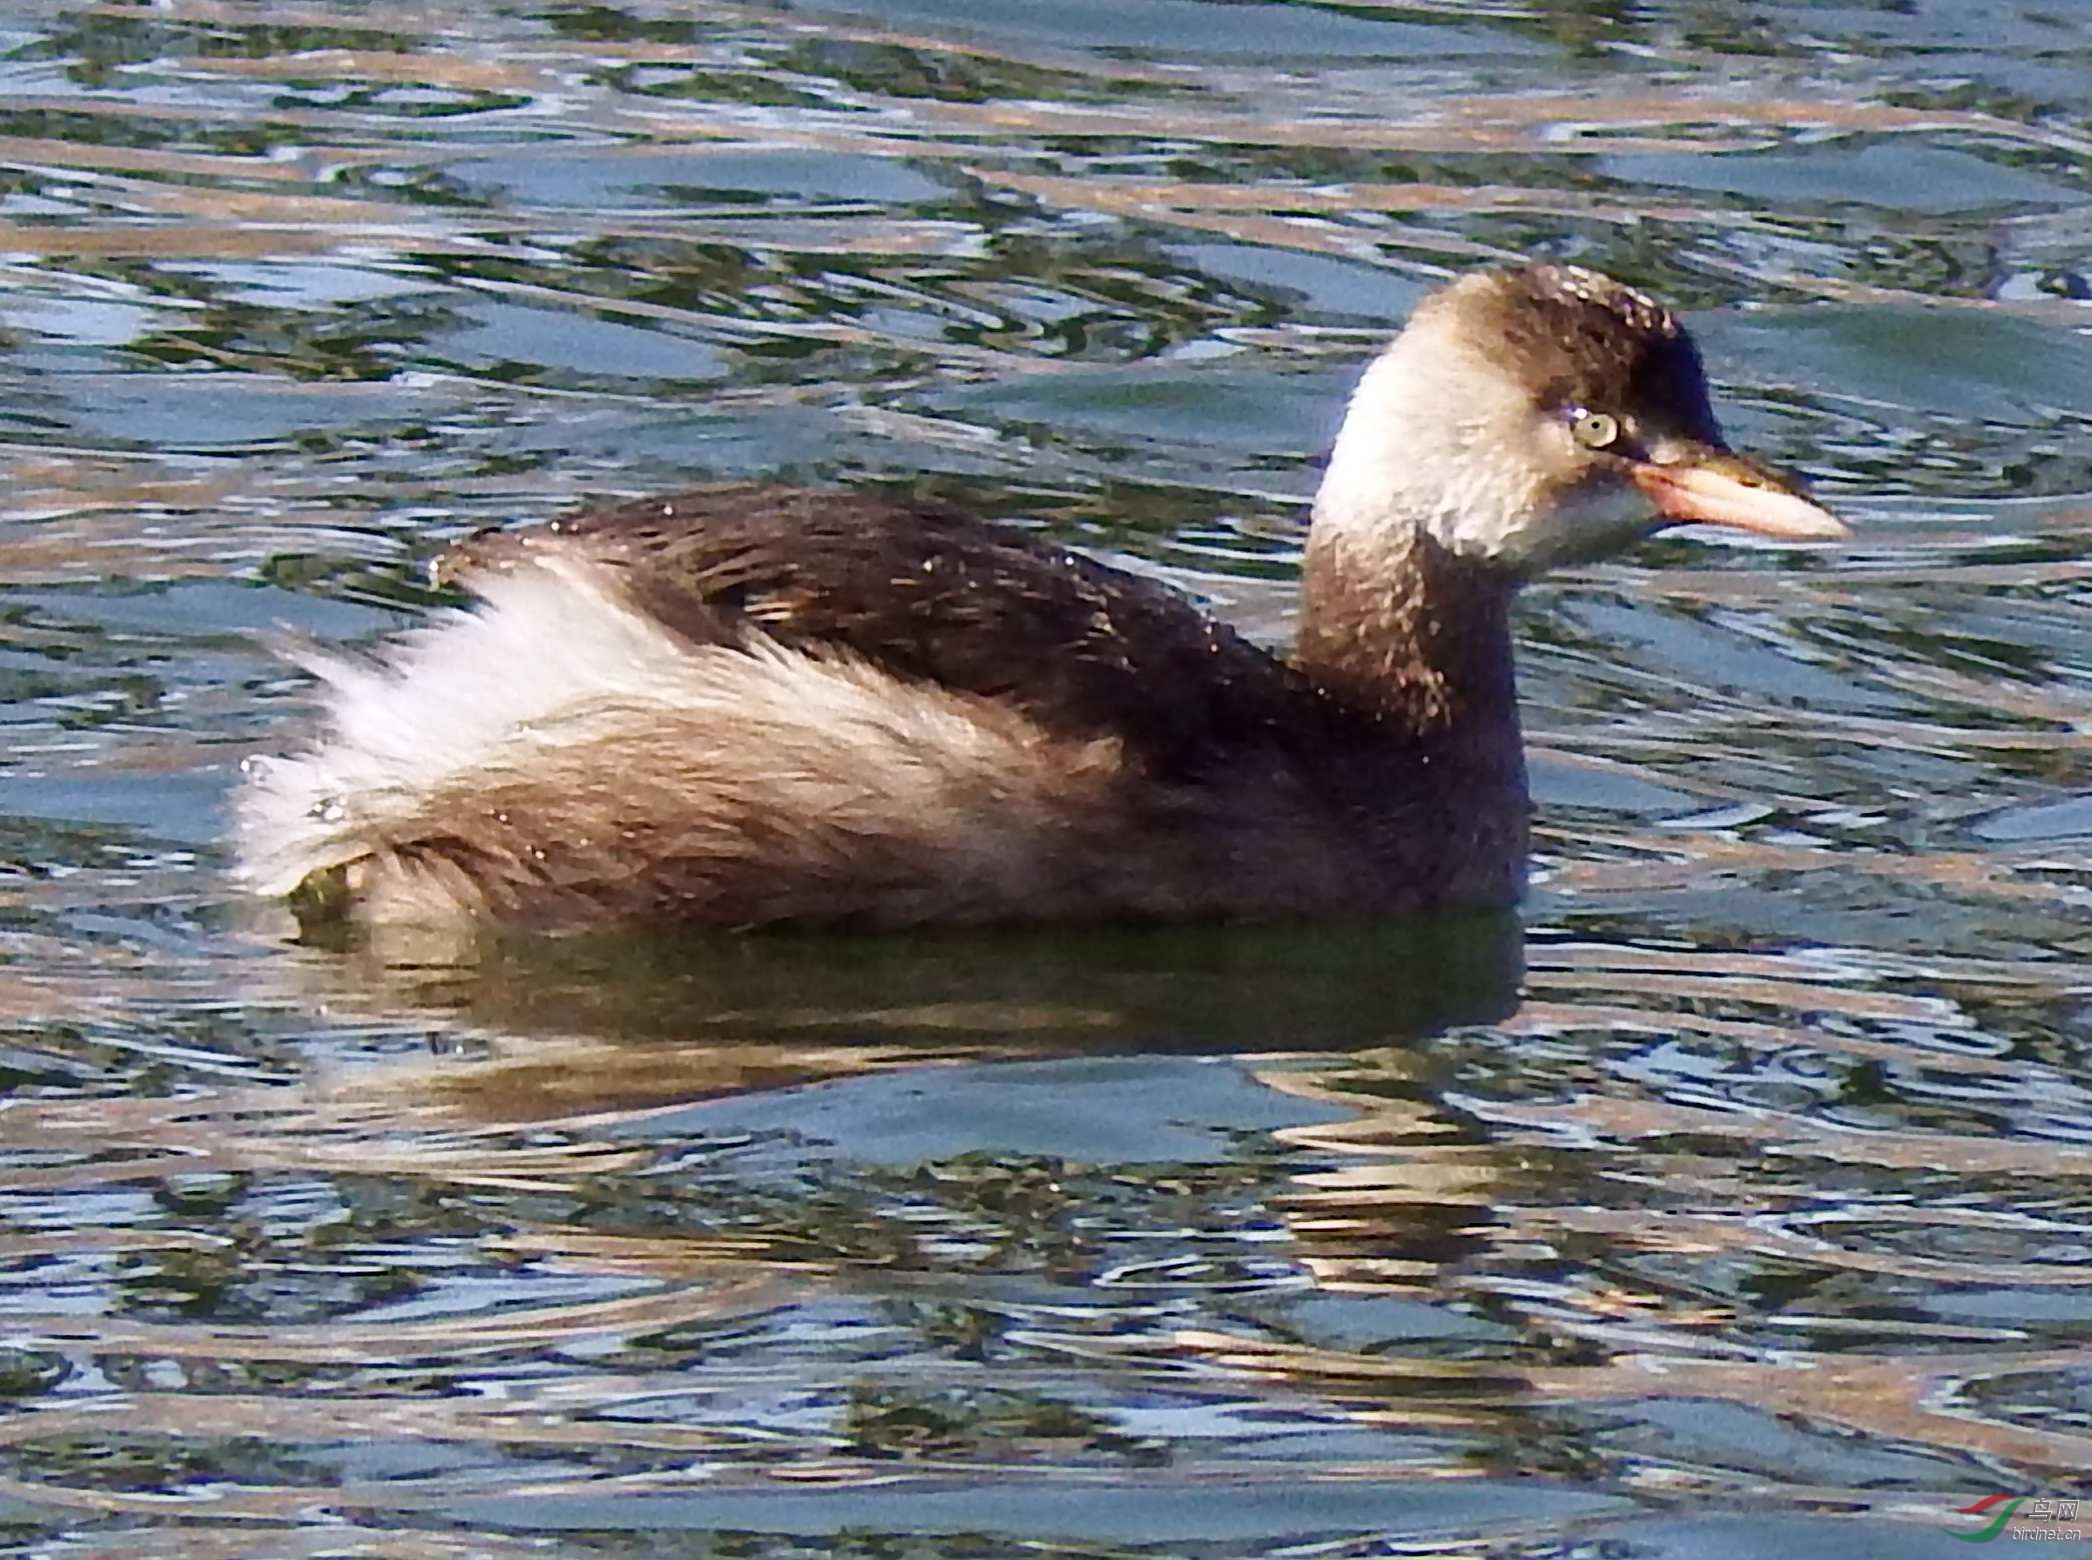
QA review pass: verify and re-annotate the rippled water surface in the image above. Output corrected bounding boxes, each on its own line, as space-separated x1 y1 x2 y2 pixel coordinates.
4 1 2092 1553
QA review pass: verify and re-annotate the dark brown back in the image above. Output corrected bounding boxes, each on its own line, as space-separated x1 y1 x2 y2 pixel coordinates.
440 485 1382 783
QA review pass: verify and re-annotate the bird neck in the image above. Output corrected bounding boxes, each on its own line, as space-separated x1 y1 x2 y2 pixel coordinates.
1292 519 1522 751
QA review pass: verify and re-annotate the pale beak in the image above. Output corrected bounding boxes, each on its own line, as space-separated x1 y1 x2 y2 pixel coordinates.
1630 447 1848 541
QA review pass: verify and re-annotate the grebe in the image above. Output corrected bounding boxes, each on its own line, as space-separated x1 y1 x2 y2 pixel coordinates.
236 264 1845 932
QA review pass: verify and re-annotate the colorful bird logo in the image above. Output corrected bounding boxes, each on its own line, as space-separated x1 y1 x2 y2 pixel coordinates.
1939 1495 2023 1543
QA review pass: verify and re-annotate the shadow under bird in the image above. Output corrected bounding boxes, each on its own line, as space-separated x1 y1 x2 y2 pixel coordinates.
236 264 1847 933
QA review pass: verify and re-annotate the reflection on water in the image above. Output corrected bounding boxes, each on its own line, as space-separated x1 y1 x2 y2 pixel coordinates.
3 0 2092 1553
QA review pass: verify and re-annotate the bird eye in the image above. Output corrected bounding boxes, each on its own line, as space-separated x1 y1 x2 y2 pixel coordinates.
1570 409 1621 449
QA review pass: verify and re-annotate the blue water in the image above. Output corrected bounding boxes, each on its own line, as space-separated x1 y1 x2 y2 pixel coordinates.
1 1 2090 1554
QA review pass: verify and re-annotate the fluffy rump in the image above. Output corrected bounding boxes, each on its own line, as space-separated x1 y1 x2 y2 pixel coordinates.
233 556 1171 929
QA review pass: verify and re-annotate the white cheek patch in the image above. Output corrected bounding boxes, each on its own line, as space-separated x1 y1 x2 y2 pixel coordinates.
1314 335 1632 569
1317 356 1654 571
1410 438 1554 562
